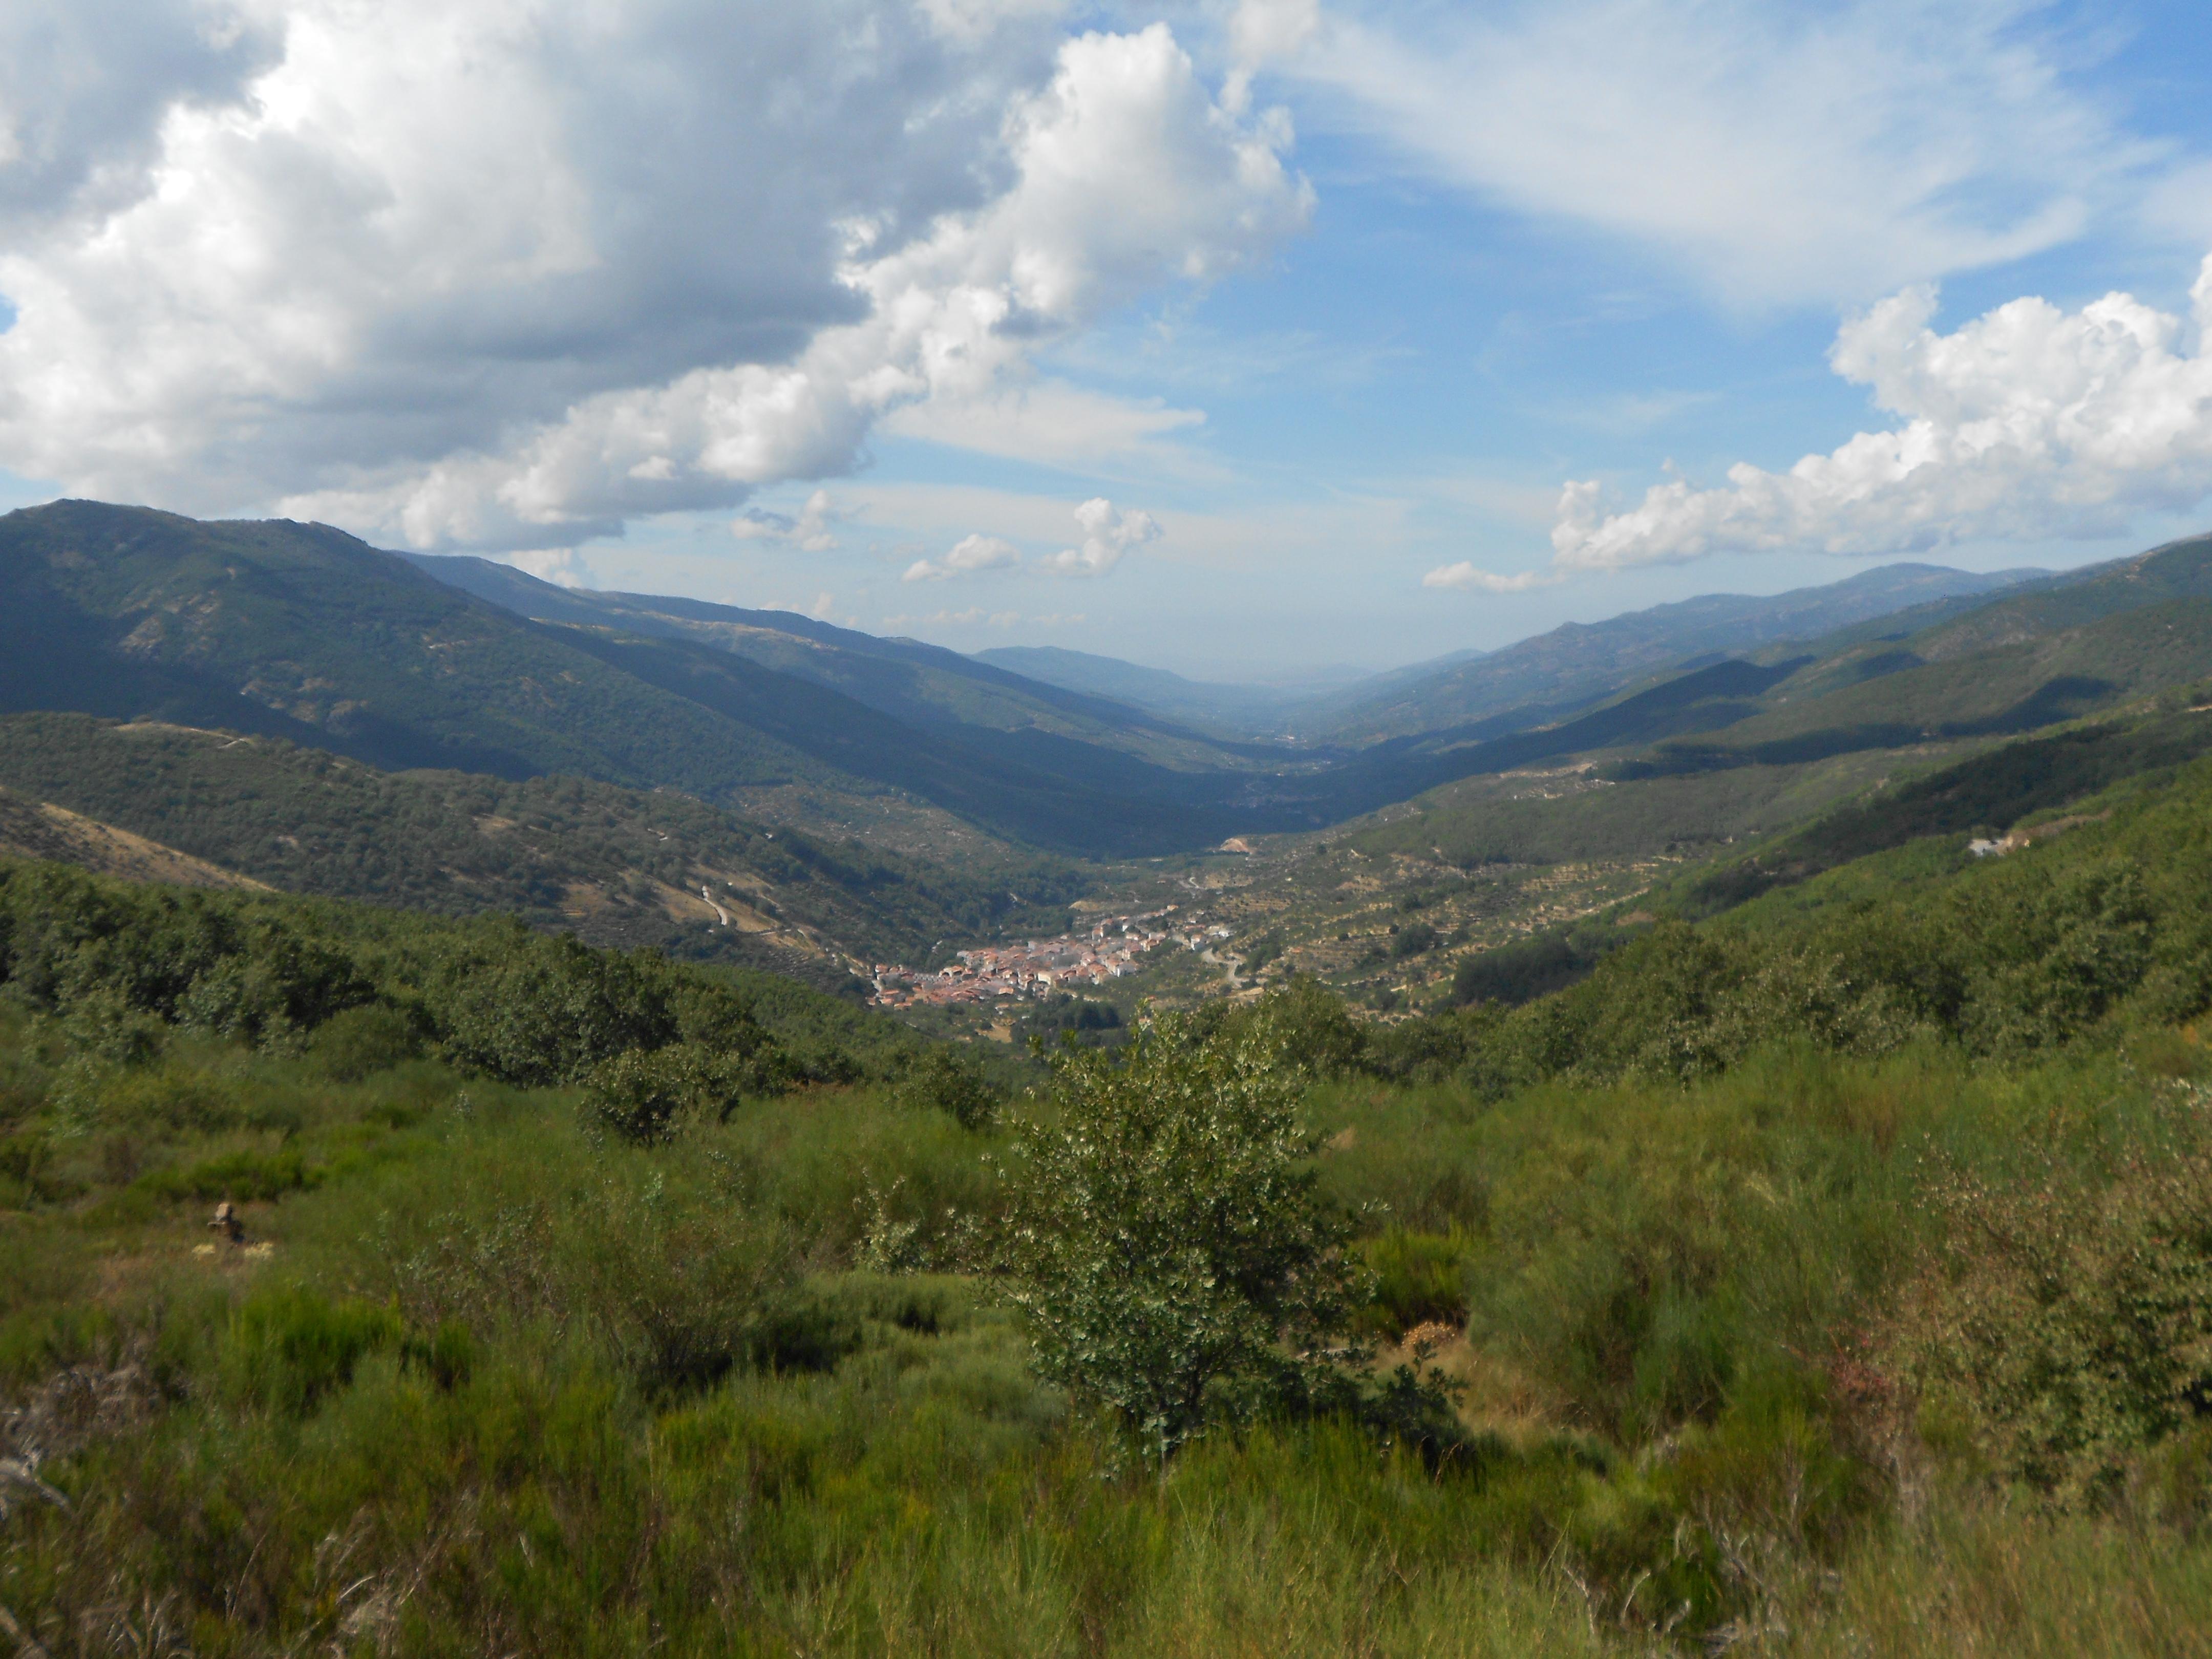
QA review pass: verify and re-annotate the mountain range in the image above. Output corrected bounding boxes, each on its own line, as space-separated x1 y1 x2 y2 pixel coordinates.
7 499 2212 958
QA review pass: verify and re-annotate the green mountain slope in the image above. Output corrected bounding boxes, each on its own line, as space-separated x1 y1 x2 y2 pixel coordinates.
1321 562 2047 741
410 555 1259 769
0 501 833 789
0 502 1274 855
1646 602 2212 778
11 502 2205 864
1341 537 2212 847
0 713 1088 973
969 645 1367 733
1670 688 2212 915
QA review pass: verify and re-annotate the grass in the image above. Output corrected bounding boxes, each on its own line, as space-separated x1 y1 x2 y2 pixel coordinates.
4 993 2210 1652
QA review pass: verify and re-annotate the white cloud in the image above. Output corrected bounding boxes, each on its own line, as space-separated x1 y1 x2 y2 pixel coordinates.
877 375 1208 472
1230 0 1321 66
918 0 1065 47
843 477 1417 574
902 531 1023 581
1546 253 2212 571
880 606 1027 629
500 547 595 588
0 6 1308 549
1272 0 2159 307
1042 495 1160 575
732 488 840 552
0 0 280 230
760 590 839 622
1422 562 1555 593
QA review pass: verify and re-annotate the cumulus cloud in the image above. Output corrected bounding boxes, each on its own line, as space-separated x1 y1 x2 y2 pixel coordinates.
902 532 1023 581
0 4 1308 550
1422 562 1556 593
1549 254 2212 571
878 376 1206 470
1269 0 2154 307
732 489 840 552
1042 496 1160 575
501 548 596 589
880 606 1026 629
0 0 280 230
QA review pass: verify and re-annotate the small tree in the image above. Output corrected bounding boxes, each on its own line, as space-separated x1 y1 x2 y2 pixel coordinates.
997 1006 1369 1462
582 1044 755 1145
894 1044 1003 1130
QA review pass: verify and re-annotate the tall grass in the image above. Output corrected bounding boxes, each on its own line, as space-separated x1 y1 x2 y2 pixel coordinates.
4 1011 2210 1653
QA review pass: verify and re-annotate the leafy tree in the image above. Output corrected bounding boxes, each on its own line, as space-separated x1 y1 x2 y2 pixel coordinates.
893 1044 1003 1130
1390 921 1438 959
996 1006 1369 1462
432 928 678 1086
582 1043 756 1145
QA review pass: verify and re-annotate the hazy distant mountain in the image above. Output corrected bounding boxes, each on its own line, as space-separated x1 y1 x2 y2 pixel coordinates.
0 502 1272 855
406 555 1244 768
973 646 1488 734
12 501 2209 865
967 646 1314 732
1323 563 2050 741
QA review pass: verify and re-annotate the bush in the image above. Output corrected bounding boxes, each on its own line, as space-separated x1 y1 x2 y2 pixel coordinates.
1391 922 1438 960
224 1287 402 1414
581 1044 753 1145
308 1003 420 1080
136 1145 316 1204
1228 977 1371 1079
360 1142 811 1396
1888 1130 2212 1506
1357 1228 1475 1338
1451 929 1606 1008
434 931 680 1086
892 1045 1002 1129
996 1005 1371 1462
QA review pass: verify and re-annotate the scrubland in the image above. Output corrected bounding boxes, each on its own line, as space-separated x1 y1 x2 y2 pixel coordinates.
8 748 2212 1653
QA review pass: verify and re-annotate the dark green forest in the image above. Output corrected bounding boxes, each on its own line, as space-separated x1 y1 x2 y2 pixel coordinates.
14 504 2212 861
0 713 1090 971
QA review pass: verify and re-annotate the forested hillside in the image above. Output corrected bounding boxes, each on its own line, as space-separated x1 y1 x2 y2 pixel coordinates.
8 726 2212 1650
0 713 1089 972
16 502 2204 863
1318 561 2046 740
0 502 1269 856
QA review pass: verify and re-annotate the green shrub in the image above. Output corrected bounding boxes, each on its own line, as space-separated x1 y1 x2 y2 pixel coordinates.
224 1286 402 1414
355 1137 810 1396
433 930 679 1085
308 1003 421 1080
400 1317 476 1391
996 1005 1371 1461
1224 976 1371 1078
581 1044 744 1145
1356 1228 1476 1337
135 1144 317 1204
1888 1132 2212 1506
1391 922 1438 960
892 1045 1003 1129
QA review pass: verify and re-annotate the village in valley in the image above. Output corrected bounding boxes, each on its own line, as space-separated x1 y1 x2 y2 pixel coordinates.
866 905 1232 1009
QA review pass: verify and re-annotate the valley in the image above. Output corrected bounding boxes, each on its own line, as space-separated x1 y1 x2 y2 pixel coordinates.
12 499 2212 1654
13 18 2212 1649
14 503 2212 1031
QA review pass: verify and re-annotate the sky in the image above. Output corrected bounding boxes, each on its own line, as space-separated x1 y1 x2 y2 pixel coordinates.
2 1 2210 678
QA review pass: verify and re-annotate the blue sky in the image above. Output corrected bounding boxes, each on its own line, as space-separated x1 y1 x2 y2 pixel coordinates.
3 0 2209 676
